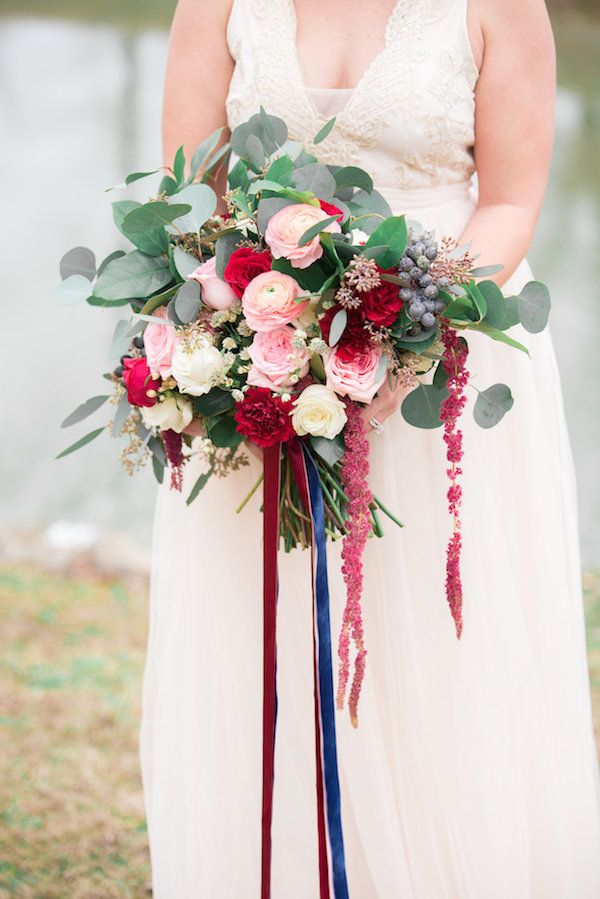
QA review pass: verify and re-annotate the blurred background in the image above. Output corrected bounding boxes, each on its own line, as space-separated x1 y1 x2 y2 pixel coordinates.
0 1 599 896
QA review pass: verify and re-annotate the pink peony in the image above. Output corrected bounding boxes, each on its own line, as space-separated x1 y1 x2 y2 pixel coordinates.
188 255 238 310
143 306 177 378
324 343 387 404
264 203 342 269
247 325 310 390
242 270 308 332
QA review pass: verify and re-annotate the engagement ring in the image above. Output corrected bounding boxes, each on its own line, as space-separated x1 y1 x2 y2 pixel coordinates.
369 417 384 434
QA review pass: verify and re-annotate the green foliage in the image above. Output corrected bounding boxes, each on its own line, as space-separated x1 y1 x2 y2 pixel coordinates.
61 395 110 428
93 251 172 301
401 382 448 429
473 383 514 428
56 427 105 459
363 215 407 268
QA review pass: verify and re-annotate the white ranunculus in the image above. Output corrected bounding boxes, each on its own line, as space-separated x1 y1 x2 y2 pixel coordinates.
141 394 193 434
291 384 347 439
350 228 369 246
171 336 228 397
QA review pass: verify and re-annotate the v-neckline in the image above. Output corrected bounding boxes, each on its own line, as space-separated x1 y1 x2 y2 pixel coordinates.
287 0 402 122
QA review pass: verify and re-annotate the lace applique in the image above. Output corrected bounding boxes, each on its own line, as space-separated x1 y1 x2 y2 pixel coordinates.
226 0 479 190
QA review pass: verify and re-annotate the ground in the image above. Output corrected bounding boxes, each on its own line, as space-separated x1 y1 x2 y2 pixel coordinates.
1 565 599 897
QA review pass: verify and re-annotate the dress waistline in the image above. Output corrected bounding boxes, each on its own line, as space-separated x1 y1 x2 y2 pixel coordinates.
375 180 476 210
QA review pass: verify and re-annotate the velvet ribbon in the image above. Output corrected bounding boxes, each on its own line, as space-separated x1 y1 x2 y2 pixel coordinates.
261 438 349 899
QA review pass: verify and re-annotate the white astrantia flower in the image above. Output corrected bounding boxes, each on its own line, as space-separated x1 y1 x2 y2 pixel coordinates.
141 394 193 434
350 228 369 246
172 335 231 397
291 384 347 439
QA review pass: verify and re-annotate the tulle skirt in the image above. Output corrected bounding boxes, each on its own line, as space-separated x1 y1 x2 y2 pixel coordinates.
139 183 600 898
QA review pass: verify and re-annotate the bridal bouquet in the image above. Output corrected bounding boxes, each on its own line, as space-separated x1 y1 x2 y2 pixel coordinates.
54 109 550 721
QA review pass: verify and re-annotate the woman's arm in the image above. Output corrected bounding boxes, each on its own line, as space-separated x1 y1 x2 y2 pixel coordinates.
461 0 556 286
162 0 234 209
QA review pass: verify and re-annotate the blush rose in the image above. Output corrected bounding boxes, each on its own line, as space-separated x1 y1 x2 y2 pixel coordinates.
188 256 238 310
242 270 308 332
324 343 388 404
265 203 342 269
247 325 310 390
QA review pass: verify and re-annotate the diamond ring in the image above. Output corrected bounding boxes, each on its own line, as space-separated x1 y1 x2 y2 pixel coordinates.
369 417 384 434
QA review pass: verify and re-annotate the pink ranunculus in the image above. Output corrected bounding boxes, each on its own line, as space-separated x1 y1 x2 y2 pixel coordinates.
324 343 387 404
242 270 308 332
264 203 342 269
143 306 177 378
247 325 310 390
188 255 238 310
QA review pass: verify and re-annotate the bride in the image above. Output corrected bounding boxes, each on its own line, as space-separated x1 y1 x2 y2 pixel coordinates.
139 0 600 896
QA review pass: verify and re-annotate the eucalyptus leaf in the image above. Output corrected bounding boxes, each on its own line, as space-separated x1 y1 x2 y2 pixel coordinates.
151 455 165 484
98 250 126 277
109 319 133 361
473 383 514 428
186 467 214 505
328 308 347 346
228 158 251 192
298 214 340 247
207 415 243 448
466 321 530 355
113 200 169 256
173 245 201 279
148 435 167 466
215 231 243 278
465 280 487 321
169 183 217 232
51 274 92 305
479 280 506 329
347 188 392 233
61 395 110 428
188 127 223 183
111 391 131 438
294 163 336 200
374 353 389 385
59 246 96 281
265 155 294 187
172 145 186 185
518 281 551 334
309 434 345 466
121 201 192 234
125 168 160 186
313 117 336 144
87 296 132 308
244 133 266 169
193 389 234 416
174 280 202 323
94 250 172 301
401 383 449 429
56 426 105 459
470 264 504 278
333 166 373 194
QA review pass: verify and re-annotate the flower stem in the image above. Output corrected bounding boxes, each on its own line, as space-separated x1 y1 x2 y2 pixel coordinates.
235 471 264 514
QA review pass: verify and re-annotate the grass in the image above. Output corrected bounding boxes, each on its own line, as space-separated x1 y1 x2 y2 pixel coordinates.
1 564 599 897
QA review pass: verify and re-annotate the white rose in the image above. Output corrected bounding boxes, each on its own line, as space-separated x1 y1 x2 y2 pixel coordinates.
291 384 347 439
171 336 228 396
141 394 193 433
350 228 369 246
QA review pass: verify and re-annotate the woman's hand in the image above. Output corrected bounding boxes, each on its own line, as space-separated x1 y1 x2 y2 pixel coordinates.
182 419 205 438
360 376 411 433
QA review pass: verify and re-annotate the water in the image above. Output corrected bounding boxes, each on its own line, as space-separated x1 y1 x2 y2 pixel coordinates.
1 10 599 564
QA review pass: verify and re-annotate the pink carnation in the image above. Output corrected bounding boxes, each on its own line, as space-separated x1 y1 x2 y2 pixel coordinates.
324 343 387 404
265 203 342 269
242 270 308 332
143 306 177 378
247 325 310 390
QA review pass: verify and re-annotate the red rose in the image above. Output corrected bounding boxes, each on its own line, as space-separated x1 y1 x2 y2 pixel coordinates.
234 387 296 448
223 247 273 298
320 305 372 360
359 268 404 327
122 357 159 408
319 199 345 222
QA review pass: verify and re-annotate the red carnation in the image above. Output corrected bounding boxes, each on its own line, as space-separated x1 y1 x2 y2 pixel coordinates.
359 268 404 327
320 305 372 360
319 199 345 222
223 247 273 298
122 357 159 407
234 387 296 448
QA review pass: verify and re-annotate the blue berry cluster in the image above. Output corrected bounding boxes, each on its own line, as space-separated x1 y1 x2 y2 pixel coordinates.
397 230 450 336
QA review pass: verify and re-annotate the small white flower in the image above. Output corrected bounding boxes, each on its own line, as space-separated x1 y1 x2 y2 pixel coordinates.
222 337 237 351
294 329 307 340
309 337 327 354
232 389 244 402
141 394 193 434
172 336 231 397
350 228 369 246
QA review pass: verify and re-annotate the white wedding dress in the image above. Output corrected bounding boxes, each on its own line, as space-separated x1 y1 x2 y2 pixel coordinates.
139 1 600 896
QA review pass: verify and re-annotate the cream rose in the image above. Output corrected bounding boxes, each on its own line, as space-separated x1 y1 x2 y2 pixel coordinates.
242 270 308 332
247 326 310 390
171 335 229 396
291 384 347 439
188 255 238 310
265 203 342 269
141 394 193 433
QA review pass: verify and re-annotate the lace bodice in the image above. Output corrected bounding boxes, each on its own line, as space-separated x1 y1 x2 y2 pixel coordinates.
225 0 480 191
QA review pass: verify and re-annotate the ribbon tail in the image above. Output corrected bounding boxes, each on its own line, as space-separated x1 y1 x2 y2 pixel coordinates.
261 442 282 899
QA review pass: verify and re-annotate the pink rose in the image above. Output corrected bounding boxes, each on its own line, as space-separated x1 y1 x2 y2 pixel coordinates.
265 203 342 269
324 343 387 404
143 306 177 378
247 326 310 390
242 270 308 332
188 255 237 310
